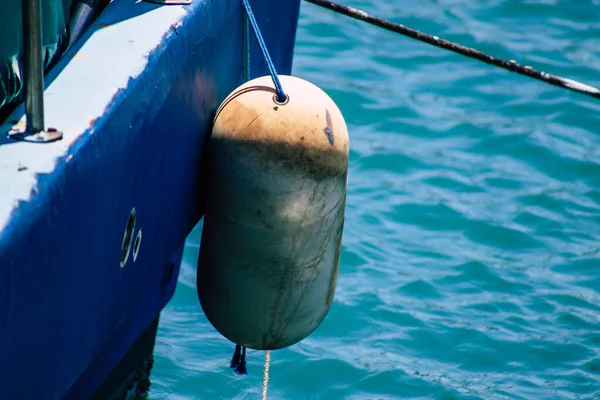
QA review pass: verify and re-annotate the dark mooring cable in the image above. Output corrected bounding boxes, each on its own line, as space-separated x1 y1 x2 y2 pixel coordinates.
304 0 600 101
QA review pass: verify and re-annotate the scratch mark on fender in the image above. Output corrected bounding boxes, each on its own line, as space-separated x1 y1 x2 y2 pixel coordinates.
248 112 263 127
324 109 334 145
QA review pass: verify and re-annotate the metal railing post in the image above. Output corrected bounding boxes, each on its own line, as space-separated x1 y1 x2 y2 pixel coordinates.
22 0 45 133
7 0 62 142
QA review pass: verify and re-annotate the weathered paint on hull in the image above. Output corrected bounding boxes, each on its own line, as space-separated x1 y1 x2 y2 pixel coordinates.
0 0 300 397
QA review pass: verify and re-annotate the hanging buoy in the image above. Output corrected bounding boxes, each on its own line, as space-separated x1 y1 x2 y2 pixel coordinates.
196 74 349 350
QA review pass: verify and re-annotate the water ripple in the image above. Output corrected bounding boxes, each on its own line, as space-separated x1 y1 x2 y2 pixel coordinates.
150 1 600 398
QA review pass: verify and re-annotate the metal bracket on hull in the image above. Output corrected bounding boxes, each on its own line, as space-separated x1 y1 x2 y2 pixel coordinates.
142 0 192 5
7 126 63 143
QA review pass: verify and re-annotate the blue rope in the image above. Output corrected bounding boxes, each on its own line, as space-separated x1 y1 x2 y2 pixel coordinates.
243 9 250 83
242 0 287 103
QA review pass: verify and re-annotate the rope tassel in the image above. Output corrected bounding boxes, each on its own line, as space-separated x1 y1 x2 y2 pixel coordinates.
233 346 247 375
230 344 248 374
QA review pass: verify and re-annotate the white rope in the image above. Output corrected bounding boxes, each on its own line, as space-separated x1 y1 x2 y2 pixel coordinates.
261 350 271 400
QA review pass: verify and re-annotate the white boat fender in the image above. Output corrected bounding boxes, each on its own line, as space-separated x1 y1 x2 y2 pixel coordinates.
196 75 349 363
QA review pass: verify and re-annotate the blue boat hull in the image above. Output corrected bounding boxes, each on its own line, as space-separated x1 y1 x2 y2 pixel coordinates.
0 0 300 398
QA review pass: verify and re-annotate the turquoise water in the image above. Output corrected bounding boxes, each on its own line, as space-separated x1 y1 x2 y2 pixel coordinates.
149 1 600 398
